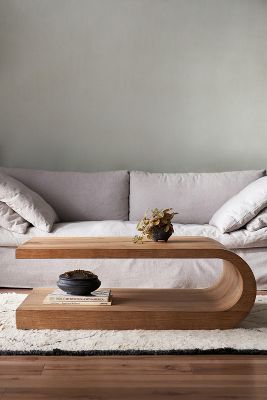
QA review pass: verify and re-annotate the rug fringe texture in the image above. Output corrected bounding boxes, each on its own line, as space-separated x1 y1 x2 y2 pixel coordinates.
1 349 267 356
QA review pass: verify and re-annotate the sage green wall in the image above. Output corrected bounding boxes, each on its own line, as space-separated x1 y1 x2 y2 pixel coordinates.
0 0 266 172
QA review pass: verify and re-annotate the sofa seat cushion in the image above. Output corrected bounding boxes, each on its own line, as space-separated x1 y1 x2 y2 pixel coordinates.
1 220 267 249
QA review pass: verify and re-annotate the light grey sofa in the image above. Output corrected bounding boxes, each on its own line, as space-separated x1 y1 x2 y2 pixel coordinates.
0 167 267 289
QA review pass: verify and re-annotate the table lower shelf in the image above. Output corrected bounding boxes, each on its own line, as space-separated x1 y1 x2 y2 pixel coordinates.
16 288 252 330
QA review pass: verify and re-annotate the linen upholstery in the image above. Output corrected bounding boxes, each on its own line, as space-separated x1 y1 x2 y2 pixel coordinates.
129 170 265 223
0 202 29 234
0 168 129 222
1 222 267 289
210 176 267 233
247 208 267 232
0 172 58 232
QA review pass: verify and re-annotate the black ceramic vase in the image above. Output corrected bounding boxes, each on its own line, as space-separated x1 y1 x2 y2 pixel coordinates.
152 226 173 242
57 270 101 296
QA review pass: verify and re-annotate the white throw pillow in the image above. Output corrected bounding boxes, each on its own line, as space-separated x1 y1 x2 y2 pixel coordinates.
246 208 267 232
0 172 58 232
209 176 267 233
0 201 29 234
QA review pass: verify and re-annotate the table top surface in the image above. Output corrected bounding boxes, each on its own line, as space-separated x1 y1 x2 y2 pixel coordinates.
16 236 231 259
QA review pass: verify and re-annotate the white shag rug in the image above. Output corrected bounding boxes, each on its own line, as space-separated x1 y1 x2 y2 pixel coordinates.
0 294 267 354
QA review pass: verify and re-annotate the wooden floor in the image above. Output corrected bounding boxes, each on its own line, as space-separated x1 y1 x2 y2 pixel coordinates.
0 289 266 399
0 355 267 399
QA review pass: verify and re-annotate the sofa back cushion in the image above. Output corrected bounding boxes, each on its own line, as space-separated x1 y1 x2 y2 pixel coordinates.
129 170 265 224
0 168 129 222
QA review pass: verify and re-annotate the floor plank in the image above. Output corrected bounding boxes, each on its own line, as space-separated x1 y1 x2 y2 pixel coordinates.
0 356 266 399
2 387 267 400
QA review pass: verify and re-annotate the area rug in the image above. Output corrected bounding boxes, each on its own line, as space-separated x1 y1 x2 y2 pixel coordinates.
0 294 267 355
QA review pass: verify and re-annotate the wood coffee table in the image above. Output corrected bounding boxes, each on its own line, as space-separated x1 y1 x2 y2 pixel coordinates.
16 236 256 330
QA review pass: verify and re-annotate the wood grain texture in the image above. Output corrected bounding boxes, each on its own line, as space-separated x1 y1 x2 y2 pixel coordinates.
16 236 256 330
0 355 266 400
16 236 228 259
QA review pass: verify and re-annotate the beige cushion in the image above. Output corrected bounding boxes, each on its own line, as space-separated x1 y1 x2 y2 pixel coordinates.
210 176 267 233
0 167 129 222
0 172 58 232
246 208 267 232
0 202 29 234
129 170 265 223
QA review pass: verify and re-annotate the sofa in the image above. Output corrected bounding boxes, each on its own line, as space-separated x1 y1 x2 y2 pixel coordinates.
0 166 267 290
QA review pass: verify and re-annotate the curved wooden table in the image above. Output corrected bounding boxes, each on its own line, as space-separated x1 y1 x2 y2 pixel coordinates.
16 236 256 330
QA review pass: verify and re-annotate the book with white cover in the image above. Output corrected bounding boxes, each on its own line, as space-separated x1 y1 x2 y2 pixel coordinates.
43 289 112 305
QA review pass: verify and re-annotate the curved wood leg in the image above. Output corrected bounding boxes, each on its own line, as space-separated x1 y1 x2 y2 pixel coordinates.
168 252 257 329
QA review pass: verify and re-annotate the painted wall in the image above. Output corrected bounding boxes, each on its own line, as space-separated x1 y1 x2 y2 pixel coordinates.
0 0 266 172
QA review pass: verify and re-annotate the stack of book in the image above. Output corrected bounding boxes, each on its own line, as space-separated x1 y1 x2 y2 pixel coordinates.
43 289 112 306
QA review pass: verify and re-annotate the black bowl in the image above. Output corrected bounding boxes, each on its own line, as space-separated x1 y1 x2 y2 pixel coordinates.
152 227 173 242
57 271 101 296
